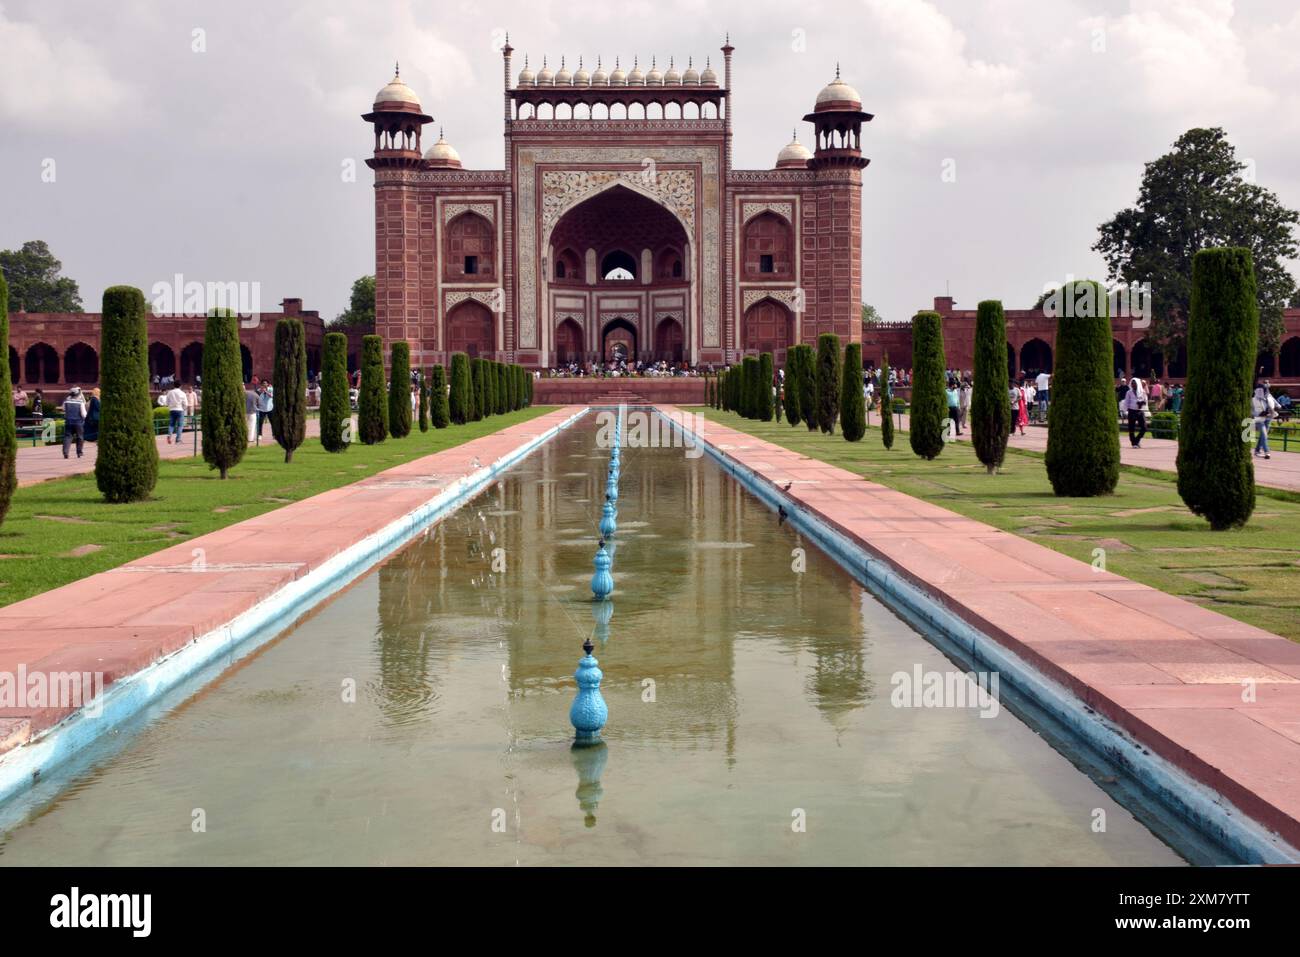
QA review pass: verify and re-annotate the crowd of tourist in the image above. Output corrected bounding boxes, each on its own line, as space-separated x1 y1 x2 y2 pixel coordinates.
547 358 706 378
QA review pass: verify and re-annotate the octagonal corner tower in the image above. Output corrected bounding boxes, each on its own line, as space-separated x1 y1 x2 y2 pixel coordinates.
363 41 871 371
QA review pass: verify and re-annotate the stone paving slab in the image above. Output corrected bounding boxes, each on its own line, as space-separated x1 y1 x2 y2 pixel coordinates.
665 406 1300 851
0 407 582 755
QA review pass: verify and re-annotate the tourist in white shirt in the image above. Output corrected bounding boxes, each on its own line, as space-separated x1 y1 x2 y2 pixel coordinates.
1121 377 1148 448
1035 371 1051 418
163 383 188 444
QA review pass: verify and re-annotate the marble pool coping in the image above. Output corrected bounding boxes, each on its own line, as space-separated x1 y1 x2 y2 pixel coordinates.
653 405 1300 863
0 406 588 809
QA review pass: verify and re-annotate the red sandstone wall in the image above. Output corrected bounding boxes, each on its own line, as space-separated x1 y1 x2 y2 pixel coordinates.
533 377 706 405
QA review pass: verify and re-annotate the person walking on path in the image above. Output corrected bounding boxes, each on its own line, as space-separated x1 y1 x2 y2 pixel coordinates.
1122 376 1148 448
959 376 973 434
946 378 961 436
84 388 101 441
1010 382 1028 436
163 381 187 444
61 387 88 459
1035 370 1050 420
1253 380 1279 460
244 384 258 441
255 384 274 440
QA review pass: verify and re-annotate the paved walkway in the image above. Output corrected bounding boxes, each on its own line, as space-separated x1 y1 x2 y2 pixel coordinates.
672 406 1300 852
878 411 1300 492
0 407 579 758
16 418 323 488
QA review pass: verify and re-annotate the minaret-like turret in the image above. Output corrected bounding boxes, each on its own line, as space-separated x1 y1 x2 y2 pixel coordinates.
802 64 872 171
362 63 433 169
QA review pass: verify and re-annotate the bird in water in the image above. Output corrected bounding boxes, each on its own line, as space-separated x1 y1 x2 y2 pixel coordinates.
778 504 788 526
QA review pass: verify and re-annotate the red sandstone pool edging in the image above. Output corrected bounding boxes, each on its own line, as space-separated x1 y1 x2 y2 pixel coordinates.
0 407 584 757
662 406 1300 853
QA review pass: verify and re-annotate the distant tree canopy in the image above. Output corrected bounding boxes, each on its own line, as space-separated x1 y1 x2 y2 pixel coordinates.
861 303 882 330
0 240 84 312
1094 127 1298 354
329 275 375 330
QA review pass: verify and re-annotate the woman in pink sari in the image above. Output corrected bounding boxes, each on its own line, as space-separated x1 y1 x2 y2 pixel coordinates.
1016 380 1030 435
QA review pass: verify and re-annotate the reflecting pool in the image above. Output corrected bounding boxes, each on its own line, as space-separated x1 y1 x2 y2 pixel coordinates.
0 416 1187 865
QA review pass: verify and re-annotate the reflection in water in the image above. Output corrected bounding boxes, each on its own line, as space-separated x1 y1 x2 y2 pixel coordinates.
0 417 1188 866
572 742 609 828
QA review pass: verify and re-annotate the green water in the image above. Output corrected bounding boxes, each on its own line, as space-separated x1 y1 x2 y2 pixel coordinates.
0 418 1185 865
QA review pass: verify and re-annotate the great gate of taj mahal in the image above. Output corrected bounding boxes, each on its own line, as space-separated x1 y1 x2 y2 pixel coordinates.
363 36 871 371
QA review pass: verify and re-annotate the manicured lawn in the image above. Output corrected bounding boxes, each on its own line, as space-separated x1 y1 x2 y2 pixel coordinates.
696 407 1300 641
0 408 555 608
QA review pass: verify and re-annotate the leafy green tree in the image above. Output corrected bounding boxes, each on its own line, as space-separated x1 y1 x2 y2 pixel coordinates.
1044 281 1121 496
329 275 375 330
861 303 882 333
783 352 802 426
1177 248 1258 529
418 371 430 432
815 334 841 434
971 300 1010 473
320 332 350 452
271 318 307 463
0 272 17 525
840 343 866 441
431 364 450 428
358 335 388 444
758 352 775 421
880 352 895 450
388 341 412 438
0 240 83 312
1095 127 1298 354
448 353 471 425
909 312 947 459
95 287 159 499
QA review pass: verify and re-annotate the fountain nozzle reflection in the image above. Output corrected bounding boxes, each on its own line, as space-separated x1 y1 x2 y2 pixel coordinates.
571 740 609 828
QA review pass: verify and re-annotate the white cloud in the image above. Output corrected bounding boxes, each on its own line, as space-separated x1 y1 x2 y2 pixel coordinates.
0 6 131 127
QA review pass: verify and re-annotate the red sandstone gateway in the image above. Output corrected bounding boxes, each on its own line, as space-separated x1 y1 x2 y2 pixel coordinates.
362 39 871 373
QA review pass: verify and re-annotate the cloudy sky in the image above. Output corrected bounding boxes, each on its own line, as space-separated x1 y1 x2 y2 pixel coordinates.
2 0 1298 323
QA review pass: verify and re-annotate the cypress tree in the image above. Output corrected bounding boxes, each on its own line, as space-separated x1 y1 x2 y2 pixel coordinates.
271 317 307 463
95 286 159 500
971 300 1011 474
704 376 712 408
880 352 895 450
431 364 450 428
815 334 841 434
418 371 430 432
0 272 17 526
498 363 509 414
796 345 818 433
481 359 493 417
1044 281 1120 496
758 352 775 421
506 364 517 412
470 359 485 420
742 357 759 418
783 352 802 427
320 332 350 452
1177 248 1258 529
387 341 412 438
199 307 247 479
841 342 866 441
909 312 947 460
524 367 533 406
358 334 388 444
449 353 471 424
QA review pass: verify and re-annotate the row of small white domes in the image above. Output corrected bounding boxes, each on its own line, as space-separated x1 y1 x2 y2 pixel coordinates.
517 56 717 88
